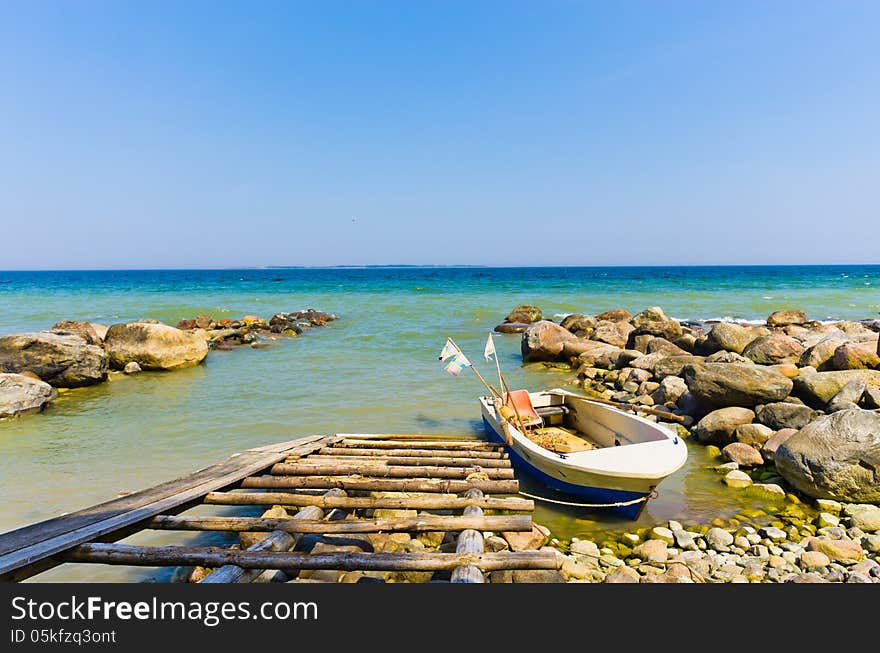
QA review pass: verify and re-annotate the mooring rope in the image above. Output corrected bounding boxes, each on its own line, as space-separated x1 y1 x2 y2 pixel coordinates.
517 488 658 508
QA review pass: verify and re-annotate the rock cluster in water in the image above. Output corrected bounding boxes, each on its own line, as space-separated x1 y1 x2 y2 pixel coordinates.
502 305 880 505
0 310 337 419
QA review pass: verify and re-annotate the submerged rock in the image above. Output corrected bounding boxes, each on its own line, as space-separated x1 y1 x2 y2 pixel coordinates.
505 305 543 324
775 409 880 503
0 373 57 418
0 332 108 387
104 322 209 371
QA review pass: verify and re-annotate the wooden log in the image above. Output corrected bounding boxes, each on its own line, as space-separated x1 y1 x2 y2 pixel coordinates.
297 455 511 468
149 513 532 534
337 439 501 451
240 475 519 494
317 447 506 460
63 543 559 572
451 489 486 584
205 491 534 512
270 462 515 480
337 433 483 441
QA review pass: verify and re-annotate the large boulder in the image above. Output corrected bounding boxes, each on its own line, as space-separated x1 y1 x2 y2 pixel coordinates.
594 308 631 322
521 321 580 362
104 322 209 371
767 309 809 327
761 428 797 462
722 442 764 467
833 342 880 371
704 323 761 355
683 363 793 408
592 320 635 348
793 370 880 407
560 314 597 337
652 355 705 380
631 307 682 340
577 343 625 370
505 305 543 324
0 373 57 418
741 335 805 365
775 410 880 503
692 407 755 445
0 332 108 387
647 338 689 357
755 402 818 430
51 320 103 345
799 335 849 371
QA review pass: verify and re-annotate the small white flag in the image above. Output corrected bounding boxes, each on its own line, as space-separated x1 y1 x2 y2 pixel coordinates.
439 338 460 362
484 333 496 361
443 351 472 376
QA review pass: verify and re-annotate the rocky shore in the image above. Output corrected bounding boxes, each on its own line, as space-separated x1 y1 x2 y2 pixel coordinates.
0 309 337 419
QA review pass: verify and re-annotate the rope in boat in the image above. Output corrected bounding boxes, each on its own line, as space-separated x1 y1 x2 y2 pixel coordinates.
516 488 658 508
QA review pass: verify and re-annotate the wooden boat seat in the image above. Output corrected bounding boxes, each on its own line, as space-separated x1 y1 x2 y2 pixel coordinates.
503 390 543 429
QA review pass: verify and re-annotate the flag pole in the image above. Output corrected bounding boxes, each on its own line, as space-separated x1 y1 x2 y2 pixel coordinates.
447 337 502 401
483 334 530 436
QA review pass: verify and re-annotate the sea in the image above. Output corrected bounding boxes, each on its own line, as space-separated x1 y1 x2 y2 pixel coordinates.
1 265 878 581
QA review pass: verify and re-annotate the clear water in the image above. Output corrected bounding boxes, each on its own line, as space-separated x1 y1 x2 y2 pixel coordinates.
1 266 878 581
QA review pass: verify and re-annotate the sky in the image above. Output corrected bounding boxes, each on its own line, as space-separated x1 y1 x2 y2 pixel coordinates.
0 1 878 269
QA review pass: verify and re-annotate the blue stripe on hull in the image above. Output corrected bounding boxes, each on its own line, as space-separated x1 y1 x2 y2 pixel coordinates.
483 417 648 520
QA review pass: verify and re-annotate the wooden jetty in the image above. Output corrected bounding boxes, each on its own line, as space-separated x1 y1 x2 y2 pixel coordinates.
0 433 558 583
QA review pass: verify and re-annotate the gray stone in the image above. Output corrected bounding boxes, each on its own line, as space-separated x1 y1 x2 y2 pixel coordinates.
775 409 880 503
723 470 753 488
827 379 867 412
755 402 818 430
0 373 57 418
683 363 793 408
652 356 706 380
654 375 688 405
793 370 880 407
123 361 142 375
845 505 880 532
705 528 734 550
0 332 108 387
693 407 755 445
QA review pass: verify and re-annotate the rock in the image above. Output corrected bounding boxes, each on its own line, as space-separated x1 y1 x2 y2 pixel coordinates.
806 537 864 562
767 309 809 327
603 566 640 583
521 321 581 362
673 530 697 550
827 379 867 412
862 387 880 409
816 499 842 514
594 308 631 322
631 306 682 341
817 512 839 528
649 527 675 545
512 569 565 583
0 373 56 418
785 572 829 583
50 320 103 345
755 402 817 430
0 332 108 387
502 525 548 551
286 309 337 327
705 528 734 550
705 322 759 354
123 361 142 374
734 423 775 447
592 320 636 349
104 322 209 371
722 443 764 467
799 336 849 371
793 370 880 407
569 539 600 558
750 483 786 498
654 375 688 405
705 350 753 364
723 470 753 488
692 407 755 445
862 534 880 553
561 558 597 581
683 363 793 408
652 356 706 380
576 343 625 370
833 342 880 371
846 572 873 583
800 550 830 569
506 305 543 324
775 409 880 503
560 314 597 337
633 539 668 563
769 363 800 379
495 322 529 334
846 505 880 532
742 334 805 365
761 428 798 462
646 338 689 357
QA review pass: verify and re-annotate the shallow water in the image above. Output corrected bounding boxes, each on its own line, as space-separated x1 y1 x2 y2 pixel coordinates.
0 266 876 581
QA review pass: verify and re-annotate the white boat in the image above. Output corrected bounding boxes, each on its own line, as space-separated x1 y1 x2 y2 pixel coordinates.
479 388 688 519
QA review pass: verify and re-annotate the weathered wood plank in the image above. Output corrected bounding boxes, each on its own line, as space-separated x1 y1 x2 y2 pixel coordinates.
63 543 559 572
316 447 506 460
451 489 486 584
204 491 534 512
296 455 511 468
0 436 334 581
337 439 501 450
270 462 515 480
337 433 484 441
240 475 519 494
149 513 532 534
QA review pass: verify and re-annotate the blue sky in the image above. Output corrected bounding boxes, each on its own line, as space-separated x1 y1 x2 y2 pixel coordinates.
0 1 877 269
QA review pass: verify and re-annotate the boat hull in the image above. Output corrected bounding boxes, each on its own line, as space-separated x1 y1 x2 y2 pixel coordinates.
482 416 649 519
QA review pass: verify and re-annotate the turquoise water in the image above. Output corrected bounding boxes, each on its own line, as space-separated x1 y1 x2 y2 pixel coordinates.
1 265 878 581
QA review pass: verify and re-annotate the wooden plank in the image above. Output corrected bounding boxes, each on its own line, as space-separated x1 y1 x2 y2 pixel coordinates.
297 455 511 468
240 475 519 494
316 447 506 460
63 543 559 572
0 436 334 582
148 514 532 534
451 489 486 584
337 433 484 441
270 462 515 480
337 439 501 450
204 491 534 512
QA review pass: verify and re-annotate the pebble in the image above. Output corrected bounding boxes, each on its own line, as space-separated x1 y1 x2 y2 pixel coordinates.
761 527 788 542
723 470 753 488
705 527 734 551
650 526 675 544
817 512 840 528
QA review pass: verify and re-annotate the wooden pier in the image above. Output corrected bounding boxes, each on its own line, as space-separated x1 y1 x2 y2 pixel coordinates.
0 433 557 583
